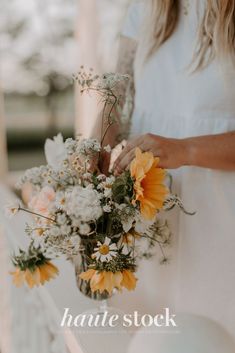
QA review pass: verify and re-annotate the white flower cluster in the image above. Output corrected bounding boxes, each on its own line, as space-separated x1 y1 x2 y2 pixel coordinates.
76 138 101 156
65 186 103 222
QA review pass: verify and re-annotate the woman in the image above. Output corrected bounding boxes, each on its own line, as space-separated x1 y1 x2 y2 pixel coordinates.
100 0 235 339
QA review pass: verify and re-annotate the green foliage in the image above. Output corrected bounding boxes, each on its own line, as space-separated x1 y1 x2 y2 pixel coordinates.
12 242 50 272
112 171 134 203
90 253 136 273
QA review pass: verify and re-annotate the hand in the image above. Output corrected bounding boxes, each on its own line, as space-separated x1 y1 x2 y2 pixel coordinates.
113 133 188 173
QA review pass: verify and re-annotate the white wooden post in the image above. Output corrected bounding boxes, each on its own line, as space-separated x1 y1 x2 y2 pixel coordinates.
74 0 130 138
75 0 101 138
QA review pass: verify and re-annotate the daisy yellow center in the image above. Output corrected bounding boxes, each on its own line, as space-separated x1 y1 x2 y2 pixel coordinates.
99 244 110 255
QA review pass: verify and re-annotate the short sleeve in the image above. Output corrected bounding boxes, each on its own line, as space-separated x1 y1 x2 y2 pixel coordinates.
121 1 144 40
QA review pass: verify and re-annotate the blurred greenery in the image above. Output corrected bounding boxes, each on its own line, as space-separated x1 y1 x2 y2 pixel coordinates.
7 127 74 171
6 90 75 171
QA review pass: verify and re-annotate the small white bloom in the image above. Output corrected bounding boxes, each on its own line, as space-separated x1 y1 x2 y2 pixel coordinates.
76 138 101 155
55 191 67 210
57 168 69 180
64 138 77 154
79 223 91 235
103 204 112 213
83 172 92 180
44 133 68 171
93 237 117 262
134 213 155 233
56 213 67 225
105 176 115 185
69 235 81 252
103 144 111 153
50 226 61 237
97 174 106 181
97 176 115 195
60 224 72 235
5 202 21 218
104 188 112 198
72 218 81 228
121 217 134 233
44 176 57 187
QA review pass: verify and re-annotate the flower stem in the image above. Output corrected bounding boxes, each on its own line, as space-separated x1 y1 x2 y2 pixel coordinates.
19 207 55 222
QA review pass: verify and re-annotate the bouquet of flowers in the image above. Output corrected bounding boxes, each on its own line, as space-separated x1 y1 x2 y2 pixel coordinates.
7 69 194 300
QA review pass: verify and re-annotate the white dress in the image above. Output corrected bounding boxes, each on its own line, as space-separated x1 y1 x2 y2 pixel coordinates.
117 0 235 340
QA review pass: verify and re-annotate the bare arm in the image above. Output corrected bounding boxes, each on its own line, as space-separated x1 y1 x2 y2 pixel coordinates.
113 131 235 172
184 131 235 170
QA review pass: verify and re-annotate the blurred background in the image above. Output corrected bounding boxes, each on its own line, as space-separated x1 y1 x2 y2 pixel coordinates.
0 0 130 176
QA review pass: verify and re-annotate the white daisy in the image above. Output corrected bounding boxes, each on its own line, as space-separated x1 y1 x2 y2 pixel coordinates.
55 191 67 209
93 237 117 262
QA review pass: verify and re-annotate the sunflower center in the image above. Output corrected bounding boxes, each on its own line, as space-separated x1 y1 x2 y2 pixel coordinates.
99 244 110 255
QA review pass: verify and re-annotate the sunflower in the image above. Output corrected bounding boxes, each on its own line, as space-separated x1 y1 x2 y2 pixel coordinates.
92 237 117 262
130 147 168 220
11 262 59 288
79 268 137 294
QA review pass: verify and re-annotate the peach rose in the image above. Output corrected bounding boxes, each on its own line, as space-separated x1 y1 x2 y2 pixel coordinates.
29 186 55 216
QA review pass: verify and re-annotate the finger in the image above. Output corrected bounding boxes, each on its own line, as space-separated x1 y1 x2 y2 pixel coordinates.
114 148 136 174
115 138 153 173
113 137 142 171
113 146 135 173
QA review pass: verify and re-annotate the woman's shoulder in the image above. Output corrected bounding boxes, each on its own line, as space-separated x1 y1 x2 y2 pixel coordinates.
122 0 145 40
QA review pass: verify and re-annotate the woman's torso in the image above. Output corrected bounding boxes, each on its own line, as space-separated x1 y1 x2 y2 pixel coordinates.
131 0 235 138
116 1 235 341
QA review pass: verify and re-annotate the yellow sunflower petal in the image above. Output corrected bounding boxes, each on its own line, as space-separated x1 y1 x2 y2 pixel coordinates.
131 148 168 220
113 271 123 291
25 267 40 288
102 271 114 294
130 148 154 179
121 270 137 291
140 202 157 220
95 273 106 293
39 262 58 284
90 271 104 293
10 268 25 287
79 269 96 281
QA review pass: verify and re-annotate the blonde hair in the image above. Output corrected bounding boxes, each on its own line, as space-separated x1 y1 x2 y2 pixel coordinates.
144 0 235 70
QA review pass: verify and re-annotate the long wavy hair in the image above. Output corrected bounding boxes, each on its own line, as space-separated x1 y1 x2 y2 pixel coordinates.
143 0 235 70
